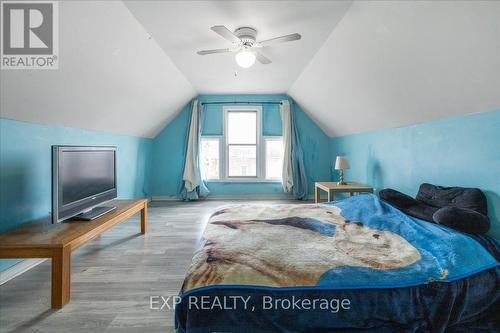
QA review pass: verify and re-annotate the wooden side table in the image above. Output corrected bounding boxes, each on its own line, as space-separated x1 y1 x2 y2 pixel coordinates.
315 182 374 203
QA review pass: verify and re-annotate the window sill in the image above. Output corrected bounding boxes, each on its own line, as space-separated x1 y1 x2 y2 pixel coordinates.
206 179 282 184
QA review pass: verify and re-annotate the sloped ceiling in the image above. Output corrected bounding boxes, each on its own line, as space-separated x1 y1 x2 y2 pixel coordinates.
289 0 500 137
1 1 498 138
0 0 196 138
123 0 352 94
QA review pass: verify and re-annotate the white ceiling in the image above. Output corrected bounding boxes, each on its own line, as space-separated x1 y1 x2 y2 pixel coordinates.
1 0 499 138
289 0 500 137
0 0 196 138
123 0 353 94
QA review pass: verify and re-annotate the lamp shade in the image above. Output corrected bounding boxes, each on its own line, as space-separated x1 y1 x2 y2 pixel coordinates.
334 156 350 170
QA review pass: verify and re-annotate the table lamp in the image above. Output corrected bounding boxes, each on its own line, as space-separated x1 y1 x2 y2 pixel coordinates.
334 156 350 185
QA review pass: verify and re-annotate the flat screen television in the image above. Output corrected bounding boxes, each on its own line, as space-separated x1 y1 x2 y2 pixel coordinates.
52 146 117 223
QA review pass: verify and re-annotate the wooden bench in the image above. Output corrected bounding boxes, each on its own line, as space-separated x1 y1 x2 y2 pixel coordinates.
0 199 148 308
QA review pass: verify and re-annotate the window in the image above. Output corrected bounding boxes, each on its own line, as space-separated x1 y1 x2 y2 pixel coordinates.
226 111 257 177
265 138 284 180
228 145 256 177
200 138 220 179
200 106 284 182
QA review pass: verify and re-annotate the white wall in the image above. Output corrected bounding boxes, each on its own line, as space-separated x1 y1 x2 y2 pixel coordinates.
124 0 352 94
2 1 498 138
289 0 500 137
0 0 196 138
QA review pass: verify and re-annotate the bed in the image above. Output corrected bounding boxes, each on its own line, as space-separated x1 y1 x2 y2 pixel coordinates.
175 194 500 333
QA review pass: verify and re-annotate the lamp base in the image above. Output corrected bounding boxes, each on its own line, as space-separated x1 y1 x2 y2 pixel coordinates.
337 169 347 186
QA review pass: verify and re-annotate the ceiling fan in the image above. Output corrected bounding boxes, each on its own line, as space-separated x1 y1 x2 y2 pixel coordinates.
197 26 301 68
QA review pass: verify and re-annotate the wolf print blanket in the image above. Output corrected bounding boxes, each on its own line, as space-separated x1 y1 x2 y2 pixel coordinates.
181 194 498 294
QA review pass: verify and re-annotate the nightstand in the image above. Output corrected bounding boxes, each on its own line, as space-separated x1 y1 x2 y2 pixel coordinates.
315 182 374 203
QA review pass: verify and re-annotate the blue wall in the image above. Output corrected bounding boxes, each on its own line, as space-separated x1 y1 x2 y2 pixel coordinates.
330 110 500 239
151 94 331 198
0 118 153 271
3 105 498 274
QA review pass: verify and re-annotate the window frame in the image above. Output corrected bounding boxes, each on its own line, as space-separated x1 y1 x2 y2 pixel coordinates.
199 136 223 180
200 105 283 183
263 136 284 181
223 106 261 179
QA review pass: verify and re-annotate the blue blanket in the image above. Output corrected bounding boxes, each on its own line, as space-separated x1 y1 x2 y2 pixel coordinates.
175 195 500 333
318 194 499 288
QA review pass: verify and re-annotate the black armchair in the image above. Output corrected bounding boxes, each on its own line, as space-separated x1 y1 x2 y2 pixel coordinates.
379 183 490 234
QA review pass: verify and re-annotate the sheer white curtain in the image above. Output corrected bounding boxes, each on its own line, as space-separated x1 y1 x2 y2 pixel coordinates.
281 100 293 193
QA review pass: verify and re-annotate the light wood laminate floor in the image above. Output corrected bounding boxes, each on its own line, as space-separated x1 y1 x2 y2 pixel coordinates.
0 199 305 333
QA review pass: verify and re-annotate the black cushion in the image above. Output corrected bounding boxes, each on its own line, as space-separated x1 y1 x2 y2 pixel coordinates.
378 188 417 208
379 183 490 234
379 188 439 222
379 188 439 221
433 206 490 235
416 183 488 215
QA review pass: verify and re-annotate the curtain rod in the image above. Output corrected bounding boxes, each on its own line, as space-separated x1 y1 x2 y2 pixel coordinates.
200 101 282 106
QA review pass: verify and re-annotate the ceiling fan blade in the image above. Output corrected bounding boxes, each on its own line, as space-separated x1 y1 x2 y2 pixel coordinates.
211 25 241 43
258 33 301 47
197 48 233 55
255 51 272 64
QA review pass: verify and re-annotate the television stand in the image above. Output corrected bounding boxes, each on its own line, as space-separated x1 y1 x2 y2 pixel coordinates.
0 199 147 309
70 205 116 221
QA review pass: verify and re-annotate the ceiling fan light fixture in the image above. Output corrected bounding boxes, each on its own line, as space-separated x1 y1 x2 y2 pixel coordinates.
198 25 301 66
235 50 256 68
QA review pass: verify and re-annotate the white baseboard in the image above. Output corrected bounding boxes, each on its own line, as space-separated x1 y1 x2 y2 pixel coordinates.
0 259 47 285
152 194 314 201
151 195 178 201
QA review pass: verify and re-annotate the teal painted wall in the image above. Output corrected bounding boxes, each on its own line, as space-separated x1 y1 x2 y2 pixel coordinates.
330 110 500 239
0 118 153 271
151 94 331 197
2 104 497 275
